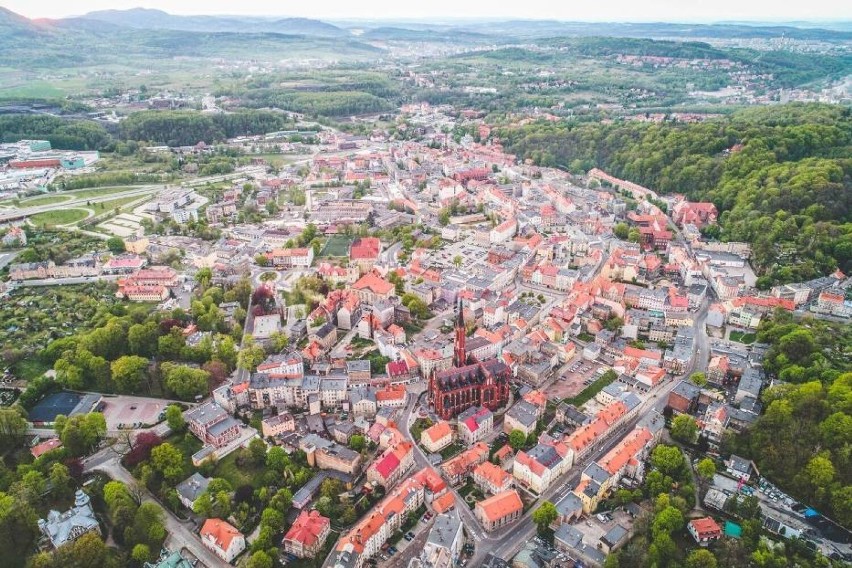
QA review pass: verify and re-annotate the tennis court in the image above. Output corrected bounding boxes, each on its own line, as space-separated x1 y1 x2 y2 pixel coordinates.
28 391 86 424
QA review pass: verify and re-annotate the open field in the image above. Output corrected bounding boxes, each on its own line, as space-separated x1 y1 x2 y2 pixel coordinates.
319 234 354 257
16 194 74 207
29 208 90 227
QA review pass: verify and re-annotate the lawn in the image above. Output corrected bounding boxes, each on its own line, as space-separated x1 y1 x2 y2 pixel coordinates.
89 195 148 215
564 371 618 408
64 186 143 200
730 331 756 344
29 208 90 227
18 194 74 207
12 359 50 381
410 418 434 442
212 449 265 489
319 235 354 257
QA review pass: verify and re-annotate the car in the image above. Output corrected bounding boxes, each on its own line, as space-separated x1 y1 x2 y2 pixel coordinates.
404 534 413 541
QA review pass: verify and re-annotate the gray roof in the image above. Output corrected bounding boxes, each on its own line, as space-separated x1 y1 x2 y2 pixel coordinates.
321 377 348 391
426 508 463 549
555 492 583 516
506 400 538 428
347 359 371 372
207 416 240 437
175 473 211 504
185 401 229 426
39 490 99 548
584 462 611 485
554 524 606 566
601 524 629 547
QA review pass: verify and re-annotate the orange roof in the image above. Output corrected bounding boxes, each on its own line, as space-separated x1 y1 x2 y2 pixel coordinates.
432 491 456 514
494 445 513 461
597 427 653 475
473 461 511 488
689 517 722 536
476 490 523 521
413 468 447 494
283 510 330 548
200 518 242 552
352 272 394 295
423 421 453 444
522 390 547 408
30 438 62 458
442 442 489 478
376 385 407 402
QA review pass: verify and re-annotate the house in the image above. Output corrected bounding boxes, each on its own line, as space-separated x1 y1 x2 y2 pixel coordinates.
473 461 513 495
457 406 494 444
441 442 490 485
421 421 454 453
367 441 414 488
600 524 630 554
283 510 331 559
554 524 606 567
349 385 378 417
725 454 754 482
253 314 283 340
300 433 362 475
474 490 523 532
30 438 63 458
270 247 314 268
503 399 539 437
261 412 296 438
200 518 246 563
175 473 211 510
349 237 382 273
347 359 372 382
38 490 100 549
352 272 395 303
376 384 407 408
2 226 26 246
667 380 701 415
688 517 722 546
513 439 573 494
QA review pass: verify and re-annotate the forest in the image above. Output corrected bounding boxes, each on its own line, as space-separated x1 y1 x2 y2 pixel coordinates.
724 310 852 530
498 103 852 285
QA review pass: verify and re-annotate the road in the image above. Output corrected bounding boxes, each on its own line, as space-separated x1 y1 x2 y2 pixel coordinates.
10 275 121 287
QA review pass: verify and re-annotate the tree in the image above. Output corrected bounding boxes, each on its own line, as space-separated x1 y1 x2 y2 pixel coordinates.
245 550 273 568
686 548 718 568
401 293 430 319
650 444 685 478
106 237 125 254
260 507 285 532
652 506 684 537
320 478 345 501
55 413 106 456
350 434 366 452
110 355 148 393
269 488 293 513
0 491 39 563
613 222 630 239
0 407 28 451
532 501 558 535
671 415 699 444
162 364 209 400
128 321 159 358
49 463 72 500
689 372 708 387
628 229 641 243
695 458 716 495
509 429 526 451
238 338 266 372
132 543 152 563
150 443 185 483
165 405 185 432
196 267 213 290
248 438 267 465
269 331 289 352
453 255 462 268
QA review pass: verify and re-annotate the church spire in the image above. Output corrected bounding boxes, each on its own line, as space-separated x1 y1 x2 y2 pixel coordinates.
454 297 466 367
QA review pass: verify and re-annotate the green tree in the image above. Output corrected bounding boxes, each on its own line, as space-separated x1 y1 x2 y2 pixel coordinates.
260 507 285 532
164 405 185 432
671 415 699 444
238 338 266 372
248 438 267 465
245 550 273 568
651 444 685 478
613 222 630 239
0 491 39 563
686 548 718 568
350 434 366 452
110 355 149 393
509 429 526 451
689 372 708 387
695 458 716 495
162 364 209 400
106 237 125 254
128 321 160 358
0 407 28 451
150 443 185 483
131 543 152 563
55 413 106 456
532 501 558 535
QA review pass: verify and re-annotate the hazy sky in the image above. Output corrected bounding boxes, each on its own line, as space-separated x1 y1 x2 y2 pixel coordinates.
5 0 850 22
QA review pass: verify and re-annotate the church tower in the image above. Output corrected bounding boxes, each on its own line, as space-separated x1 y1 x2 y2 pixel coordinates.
454 298 466 367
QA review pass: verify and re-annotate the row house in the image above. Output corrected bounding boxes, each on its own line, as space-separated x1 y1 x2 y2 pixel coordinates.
513 438 573 494
440 442 490 485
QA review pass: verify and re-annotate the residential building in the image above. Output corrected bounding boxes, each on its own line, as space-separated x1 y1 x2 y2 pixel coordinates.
283 510 331 559
457 406 494 444
441 442 490 485
421 509 464 568
261 412 296 438
421 421 454 453
38 490 100 549
473 461 513 495
185 402 241 448
200 518 246 563
175 473 211 510
300 433 362 475
688 517 722 546
513 439 573 494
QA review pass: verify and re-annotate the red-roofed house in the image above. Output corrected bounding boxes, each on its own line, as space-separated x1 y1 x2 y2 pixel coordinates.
688 517 722 546
349 237 382 273
367 441 414 488
352 272 395 303
475 490 523 532
473 461 513 495
421 421 454 453
200 518 245 562
30 438 63 458
283 510 331 558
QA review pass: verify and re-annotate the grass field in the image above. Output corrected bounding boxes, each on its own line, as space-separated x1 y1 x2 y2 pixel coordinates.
29 208 90 227
212 450 265 489
319 235 354 257
17 194 74 207
730 331 757 344
64 186 144 200
90 195 148 215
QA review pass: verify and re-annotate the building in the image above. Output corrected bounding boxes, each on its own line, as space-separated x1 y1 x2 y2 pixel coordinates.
270 247 315 268
175 473 211 510
349 237 382 273
367 441 414 488
261 412 296 438
441 442 490 485
144 548 194 568
430 302 511 420
421 421 454 453
200 518 246 563
457 406 494 444
352 272 395 303
473 461 513 495
503 399 539 437
38 490 100 549
421 508 465 568
725 454 754 482
300 433 362 475
283 509 331 559
688 517 722 546
185 402 241 448
512 439 573 494
474 490 523 532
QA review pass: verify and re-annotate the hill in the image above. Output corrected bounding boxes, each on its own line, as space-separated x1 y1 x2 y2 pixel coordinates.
80 8 346 37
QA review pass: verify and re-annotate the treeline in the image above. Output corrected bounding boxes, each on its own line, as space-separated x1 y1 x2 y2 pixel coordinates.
242 89 393 117
724 311 852 530
50 170 166 191
119 109 297 146
0 114 110 150
498 103 852 284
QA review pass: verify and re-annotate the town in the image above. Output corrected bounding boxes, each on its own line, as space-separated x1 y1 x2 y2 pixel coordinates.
1 96 849 568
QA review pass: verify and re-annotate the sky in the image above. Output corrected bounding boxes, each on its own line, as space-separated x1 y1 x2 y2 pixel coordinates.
4 0 850 22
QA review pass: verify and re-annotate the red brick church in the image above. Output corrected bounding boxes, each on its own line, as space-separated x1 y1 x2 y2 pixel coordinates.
429 300 512 420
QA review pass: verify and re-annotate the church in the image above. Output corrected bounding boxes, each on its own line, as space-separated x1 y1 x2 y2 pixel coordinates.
428 300 512 420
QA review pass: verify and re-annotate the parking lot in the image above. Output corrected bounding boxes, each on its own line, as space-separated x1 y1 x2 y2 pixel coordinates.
546 360 608 401
100 395 168 430
568 507 636 546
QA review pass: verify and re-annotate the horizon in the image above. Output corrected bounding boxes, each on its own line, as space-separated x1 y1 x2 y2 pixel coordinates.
3 1 851 24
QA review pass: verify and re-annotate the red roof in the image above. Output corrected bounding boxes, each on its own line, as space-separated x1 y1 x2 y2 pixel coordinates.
350 237 381 260
283 510 330 548
200 518 242 552
374 452 400 479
